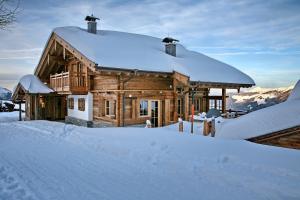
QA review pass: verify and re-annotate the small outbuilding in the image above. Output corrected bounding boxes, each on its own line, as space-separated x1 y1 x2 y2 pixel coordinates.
12 74 66 121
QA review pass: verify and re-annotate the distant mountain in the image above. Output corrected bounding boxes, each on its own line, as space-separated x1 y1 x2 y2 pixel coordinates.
227 85 293 112
0 87 12 100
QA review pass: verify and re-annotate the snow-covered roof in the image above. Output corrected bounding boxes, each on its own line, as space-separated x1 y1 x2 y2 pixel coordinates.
217 80 300 139
53 26 255 85
17 74 53 94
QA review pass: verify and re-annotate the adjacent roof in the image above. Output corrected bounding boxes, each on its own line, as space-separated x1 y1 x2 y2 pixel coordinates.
217 80 300 139
17 74 53 94
53 26 255 86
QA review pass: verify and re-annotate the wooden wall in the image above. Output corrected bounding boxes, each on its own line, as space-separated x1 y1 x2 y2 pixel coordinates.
247 126 300 150
92 73 176 127
24 94 66 121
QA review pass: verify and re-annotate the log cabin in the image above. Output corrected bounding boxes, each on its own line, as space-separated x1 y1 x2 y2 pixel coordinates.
12 15 255 127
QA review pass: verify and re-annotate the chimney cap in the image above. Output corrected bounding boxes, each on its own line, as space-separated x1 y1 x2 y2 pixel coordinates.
162 37 179 43
85 14 99 22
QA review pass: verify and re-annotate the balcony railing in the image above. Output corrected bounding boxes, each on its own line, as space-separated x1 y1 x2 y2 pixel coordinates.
50 72 70 92
50 72 87 93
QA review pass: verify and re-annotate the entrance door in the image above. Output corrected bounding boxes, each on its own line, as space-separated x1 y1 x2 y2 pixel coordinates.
151 100 159 127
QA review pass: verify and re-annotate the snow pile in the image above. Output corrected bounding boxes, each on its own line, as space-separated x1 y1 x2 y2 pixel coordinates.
0 120 300 200
17 74 53 94
217 80 300 139
53 27 254 85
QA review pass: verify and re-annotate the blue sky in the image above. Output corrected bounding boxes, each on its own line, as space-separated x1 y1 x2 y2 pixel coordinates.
0 0 299 90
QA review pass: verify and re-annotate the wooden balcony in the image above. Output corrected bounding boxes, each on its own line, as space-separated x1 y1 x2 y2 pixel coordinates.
50 72 70 92
50 72 87 93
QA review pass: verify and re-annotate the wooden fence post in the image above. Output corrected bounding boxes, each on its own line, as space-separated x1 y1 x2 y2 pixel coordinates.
19 102 22 121
203 119 210 136
211 117 216 137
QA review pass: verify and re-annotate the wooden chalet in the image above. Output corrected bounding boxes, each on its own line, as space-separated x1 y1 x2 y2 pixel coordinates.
13 15 255 127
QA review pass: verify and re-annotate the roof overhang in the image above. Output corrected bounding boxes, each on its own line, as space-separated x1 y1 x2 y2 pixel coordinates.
190 81 254 89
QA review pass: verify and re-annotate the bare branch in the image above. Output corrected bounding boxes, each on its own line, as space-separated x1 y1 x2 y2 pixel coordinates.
0 0 20 30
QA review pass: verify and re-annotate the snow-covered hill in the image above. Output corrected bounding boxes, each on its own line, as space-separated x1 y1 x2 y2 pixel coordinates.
227 85 293 111
0 86 12 100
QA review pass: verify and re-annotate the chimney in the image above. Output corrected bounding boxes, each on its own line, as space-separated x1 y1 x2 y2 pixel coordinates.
162 37 179 57
85 15 99 34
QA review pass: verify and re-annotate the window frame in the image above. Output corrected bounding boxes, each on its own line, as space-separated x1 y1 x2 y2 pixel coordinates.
105 100 116 117
139 100 149 117
68 98 74 109
78 98 85 111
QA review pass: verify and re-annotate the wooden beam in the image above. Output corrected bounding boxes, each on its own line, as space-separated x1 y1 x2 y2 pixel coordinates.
222 88 226 113
63 47 66 60
34 95 38 120
19 102 22 121
47 54 50 66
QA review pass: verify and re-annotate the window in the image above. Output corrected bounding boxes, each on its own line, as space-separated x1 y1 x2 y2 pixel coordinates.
209 99 215 109
78 98 85 111
196 99 201 111
68 98 74 109
105 100 116 116
105 100 110 115
140 100 148 116
216 100 222 111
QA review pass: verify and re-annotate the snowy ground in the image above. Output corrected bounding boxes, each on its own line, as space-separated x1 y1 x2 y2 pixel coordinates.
0 113 300 200
0 111 24 123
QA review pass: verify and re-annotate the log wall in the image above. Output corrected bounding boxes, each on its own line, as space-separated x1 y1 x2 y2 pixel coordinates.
247 126 300 150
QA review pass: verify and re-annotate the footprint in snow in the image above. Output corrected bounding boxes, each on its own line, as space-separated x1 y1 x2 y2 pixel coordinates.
160 144 168 151
150 141 156 146
217 155 230 164
0 165 37 200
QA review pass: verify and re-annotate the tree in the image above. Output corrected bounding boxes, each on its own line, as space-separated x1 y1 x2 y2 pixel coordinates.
0 0 20 29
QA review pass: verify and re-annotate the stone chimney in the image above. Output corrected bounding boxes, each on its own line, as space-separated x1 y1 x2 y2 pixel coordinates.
85 15 99 34
162 37 179 57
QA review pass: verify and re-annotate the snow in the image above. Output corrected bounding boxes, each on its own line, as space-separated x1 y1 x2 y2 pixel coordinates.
0 118 300 200
232 93 276 104
0 111 24 122
53 27 255 85
217 80 300 139
287 80 300 101
17 74 53 94
246 85 294 93
0 87 11 94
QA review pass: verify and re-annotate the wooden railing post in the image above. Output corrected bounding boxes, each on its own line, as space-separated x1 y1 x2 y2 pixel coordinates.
211 117 216 137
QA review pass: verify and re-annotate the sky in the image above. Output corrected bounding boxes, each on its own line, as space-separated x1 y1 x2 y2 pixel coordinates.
0 0 300 90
